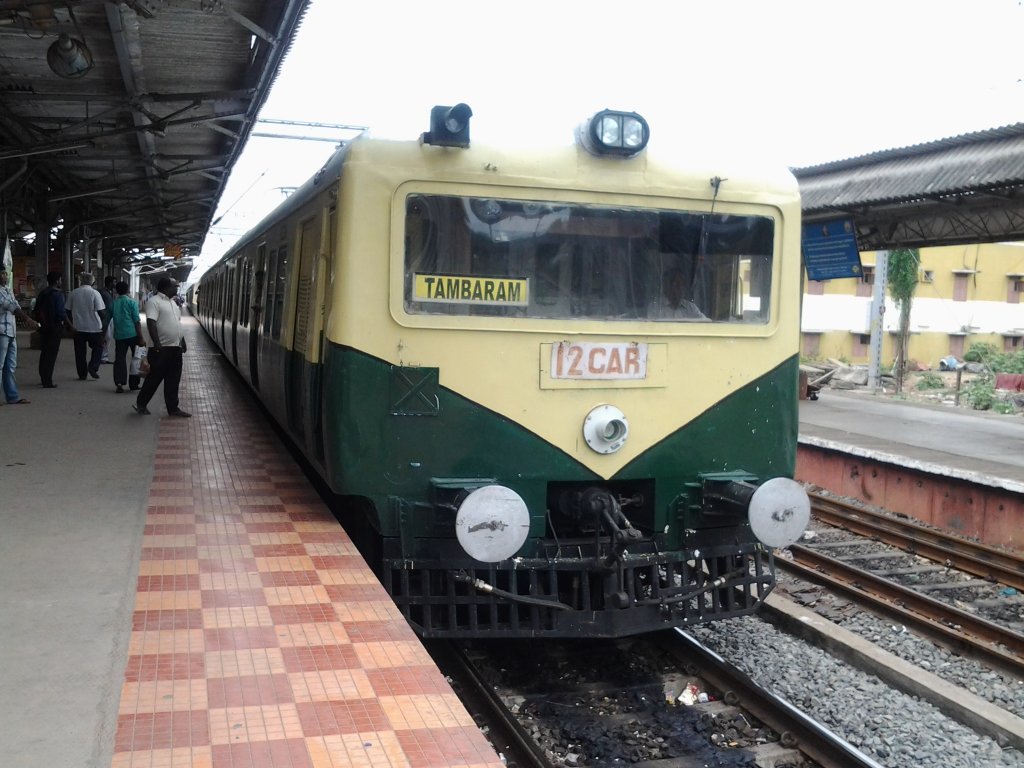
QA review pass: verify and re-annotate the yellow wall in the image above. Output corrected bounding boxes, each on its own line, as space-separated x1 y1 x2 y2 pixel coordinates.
802 243 1024 365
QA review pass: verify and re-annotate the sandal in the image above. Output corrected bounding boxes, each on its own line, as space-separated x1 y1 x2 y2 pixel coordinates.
9 398 30 404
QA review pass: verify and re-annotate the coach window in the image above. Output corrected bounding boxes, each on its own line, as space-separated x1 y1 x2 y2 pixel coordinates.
271 244 288 339
403 193 775 324
227 264 237 321
240 258 252 326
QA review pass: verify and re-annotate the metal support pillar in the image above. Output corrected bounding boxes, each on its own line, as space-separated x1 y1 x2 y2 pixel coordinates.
63 234 72 286
34 198 50 281
867 251 889 392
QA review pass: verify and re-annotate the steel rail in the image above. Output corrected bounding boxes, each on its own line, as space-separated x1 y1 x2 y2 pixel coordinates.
810 492 1024 591
672 629 886 768
424 640 551 768
782 545 1024 679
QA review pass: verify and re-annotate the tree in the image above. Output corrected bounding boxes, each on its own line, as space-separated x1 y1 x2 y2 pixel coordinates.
888 248 919 393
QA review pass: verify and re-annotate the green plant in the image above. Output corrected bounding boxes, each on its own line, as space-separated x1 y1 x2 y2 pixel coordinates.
887 248 919 394
992 401 1017 415
960 344 1024 373
990 350 1024 374
915 372 945 390
962 376 996 410
964 342 998 363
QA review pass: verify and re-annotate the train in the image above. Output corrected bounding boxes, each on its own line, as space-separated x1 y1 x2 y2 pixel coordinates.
195 105 809 638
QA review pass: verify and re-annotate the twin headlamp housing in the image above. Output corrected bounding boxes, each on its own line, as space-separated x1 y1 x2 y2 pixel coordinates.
579 109 650 157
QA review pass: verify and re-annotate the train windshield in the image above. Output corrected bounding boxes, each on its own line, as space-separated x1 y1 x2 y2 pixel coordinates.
404 194 774 323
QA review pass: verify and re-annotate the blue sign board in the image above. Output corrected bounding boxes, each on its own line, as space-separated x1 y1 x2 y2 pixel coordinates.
802 219 862 280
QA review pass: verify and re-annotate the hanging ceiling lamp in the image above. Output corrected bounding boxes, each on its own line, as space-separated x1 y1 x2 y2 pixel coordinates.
47 32 93 78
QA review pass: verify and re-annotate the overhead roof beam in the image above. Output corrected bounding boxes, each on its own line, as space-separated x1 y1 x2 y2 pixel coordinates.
0 89 253 106
105 1 163 216
78 194 217 225
215 3 277 44
0 109 248 159
46 159 228 203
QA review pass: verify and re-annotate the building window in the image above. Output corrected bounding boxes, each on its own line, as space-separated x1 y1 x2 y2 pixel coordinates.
1005 336 1022 353
953 273 968 302
807 280 825 295
852 334 869 358
920 269 934 283
856 266 874 297
802 332 821 357
1010 279 1024 304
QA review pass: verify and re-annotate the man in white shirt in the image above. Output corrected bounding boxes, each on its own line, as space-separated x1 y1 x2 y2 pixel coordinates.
133 277 190 417
67 272 107 380
646 268 707 320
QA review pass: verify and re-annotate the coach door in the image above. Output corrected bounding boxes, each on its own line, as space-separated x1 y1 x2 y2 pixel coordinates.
230 259 242 366
249 244 266 391
287 217 318 442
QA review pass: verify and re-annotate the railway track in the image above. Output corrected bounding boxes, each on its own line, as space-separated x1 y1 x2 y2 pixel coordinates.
778 492 1024 679
809 492 1024 591
430 634 882 768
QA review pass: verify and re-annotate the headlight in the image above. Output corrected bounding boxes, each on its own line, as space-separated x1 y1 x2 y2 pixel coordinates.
583 404 629 454
580 109 650 157
421 103 473 148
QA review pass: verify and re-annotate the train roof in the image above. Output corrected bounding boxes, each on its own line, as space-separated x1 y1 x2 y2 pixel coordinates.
205 132 799 274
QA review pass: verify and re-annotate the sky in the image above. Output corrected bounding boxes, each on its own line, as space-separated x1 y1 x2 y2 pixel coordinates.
192 0 1023 278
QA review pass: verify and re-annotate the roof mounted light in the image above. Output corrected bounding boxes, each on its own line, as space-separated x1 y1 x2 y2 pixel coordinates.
47 33 93 79
579 109 650 157
421 103 473 148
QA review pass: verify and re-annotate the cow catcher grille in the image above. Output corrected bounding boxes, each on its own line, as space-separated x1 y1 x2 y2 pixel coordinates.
382 544 775 638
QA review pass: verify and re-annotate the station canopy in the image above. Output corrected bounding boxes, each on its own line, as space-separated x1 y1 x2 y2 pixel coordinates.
795 123 1024 251
0 0 309 273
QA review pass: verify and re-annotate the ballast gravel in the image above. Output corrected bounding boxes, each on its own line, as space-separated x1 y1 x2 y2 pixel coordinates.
690 615 1024 768
774 569 1024 718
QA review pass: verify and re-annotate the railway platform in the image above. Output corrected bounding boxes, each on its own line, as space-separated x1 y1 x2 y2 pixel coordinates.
4 318 1021 767
798 389 1024 549
0 318 503 768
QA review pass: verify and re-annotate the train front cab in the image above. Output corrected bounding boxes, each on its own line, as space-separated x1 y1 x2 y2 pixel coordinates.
316 122 809 638
196 110 810 639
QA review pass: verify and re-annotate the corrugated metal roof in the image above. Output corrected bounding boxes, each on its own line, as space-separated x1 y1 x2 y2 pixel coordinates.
792 123 1024 249
794 123 1024 212
0 0 310 269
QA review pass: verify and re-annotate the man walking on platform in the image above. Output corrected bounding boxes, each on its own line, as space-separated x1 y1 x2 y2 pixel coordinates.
67 272 106 380
0 267 40 404
110 280 144 393
33 271 70 388
133 277 190 417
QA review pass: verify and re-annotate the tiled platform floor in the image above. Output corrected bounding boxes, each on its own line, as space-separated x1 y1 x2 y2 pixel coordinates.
111 321 503 768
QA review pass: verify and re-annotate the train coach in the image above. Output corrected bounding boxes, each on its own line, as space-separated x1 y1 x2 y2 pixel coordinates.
196 105 809 638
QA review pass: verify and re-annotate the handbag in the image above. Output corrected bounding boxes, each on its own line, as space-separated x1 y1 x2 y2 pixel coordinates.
130 346 149 377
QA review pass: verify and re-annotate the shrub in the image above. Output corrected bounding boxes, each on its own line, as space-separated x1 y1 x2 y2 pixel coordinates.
962 376 996 410
915 372 945 390
964 342 998 363
994 350 1024 374
961 345 1024 373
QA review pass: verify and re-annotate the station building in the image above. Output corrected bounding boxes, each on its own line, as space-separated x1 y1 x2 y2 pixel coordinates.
801 241 1024 365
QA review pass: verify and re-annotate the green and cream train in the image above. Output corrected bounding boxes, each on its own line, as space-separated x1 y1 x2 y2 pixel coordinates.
196 106 809 638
